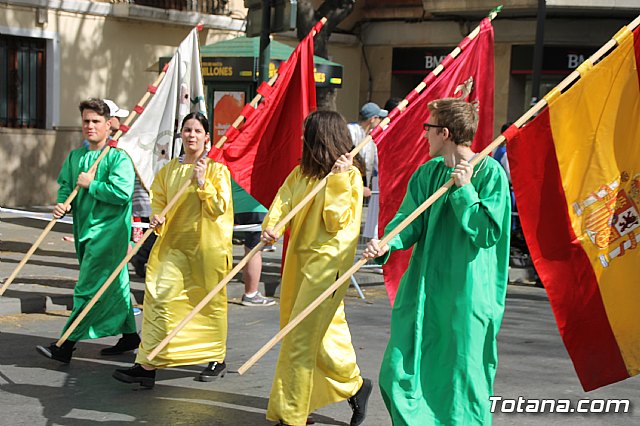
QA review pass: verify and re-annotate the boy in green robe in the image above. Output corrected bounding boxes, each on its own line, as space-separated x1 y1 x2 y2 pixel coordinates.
363 98 511 425
37 99 139 363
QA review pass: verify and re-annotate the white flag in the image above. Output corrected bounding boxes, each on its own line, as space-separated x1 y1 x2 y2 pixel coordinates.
118 28 207 190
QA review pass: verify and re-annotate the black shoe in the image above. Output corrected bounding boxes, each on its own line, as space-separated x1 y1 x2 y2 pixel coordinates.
100 333 141 356
197 361 227 382
36 342 74 363
112 363 156 388
275 418 314 426
131 256 146 278
348 378 372 426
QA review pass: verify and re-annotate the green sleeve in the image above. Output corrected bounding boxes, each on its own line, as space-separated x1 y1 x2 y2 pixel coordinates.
449 165 510 249
56 152 74 204
88 150 135 205
375 168 427 264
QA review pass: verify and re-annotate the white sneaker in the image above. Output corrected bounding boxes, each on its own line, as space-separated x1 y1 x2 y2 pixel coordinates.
241 292 276 307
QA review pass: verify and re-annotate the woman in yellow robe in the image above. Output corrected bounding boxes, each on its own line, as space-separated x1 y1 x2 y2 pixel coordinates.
261 111 372 426
113 112 233 388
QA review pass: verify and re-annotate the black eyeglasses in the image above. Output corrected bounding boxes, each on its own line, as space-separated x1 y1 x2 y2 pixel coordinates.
423 123 447 130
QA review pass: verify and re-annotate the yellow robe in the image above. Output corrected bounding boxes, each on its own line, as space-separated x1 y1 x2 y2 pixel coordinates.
136 158 233 368
264 166 364 426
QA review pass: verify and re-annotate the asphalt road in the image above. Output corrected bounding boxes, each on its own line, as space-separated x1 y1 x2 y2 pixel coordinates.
1 212 638 425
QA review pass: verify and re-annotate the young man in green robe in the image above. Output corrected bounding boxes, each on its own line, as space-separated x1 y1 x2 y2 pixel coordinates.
364 98 511 425
37 99 139 363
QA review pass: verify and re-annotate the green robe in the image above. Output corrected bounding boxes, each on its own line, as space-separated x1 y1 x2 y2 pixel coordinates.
56 144 137 341
377 156 510 425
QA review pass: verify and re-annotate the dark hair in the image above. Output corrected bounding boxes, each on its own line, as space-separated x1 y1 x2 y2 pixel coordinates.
384 97 402 112
181 112 209 133
301 110 360 179
79 98 110 118
427 97 478 146
501 122 514 133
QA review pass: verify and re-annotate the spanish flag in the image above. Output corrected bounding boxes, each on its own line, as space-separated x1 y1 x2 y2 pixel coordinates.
507 24 640 391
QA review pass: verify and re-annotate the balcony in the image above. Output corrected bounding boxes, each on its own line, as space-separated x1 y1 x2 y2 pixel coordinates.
110 0 231 15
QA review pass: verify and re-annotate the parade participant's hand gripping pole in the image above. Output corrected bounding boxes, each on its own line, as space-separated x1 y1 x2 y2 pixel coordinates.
144 18 329 361
145 10 506 361
56 67 282 348
0 64 170 297
237 12 640 375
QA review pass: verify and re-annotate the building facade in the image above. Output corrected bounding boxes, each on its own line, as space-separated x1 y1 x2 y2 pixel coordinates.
344 0 638 129
2 0 639 205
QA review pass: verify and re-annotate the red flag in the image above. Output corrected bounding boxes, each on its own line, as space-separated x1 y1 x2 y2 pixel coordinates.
208 23 320 207
376 18 495 304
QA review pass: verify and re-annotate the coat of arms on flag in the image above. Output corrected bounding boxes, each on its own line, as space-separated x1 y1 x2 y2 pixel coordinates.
574 174 640 267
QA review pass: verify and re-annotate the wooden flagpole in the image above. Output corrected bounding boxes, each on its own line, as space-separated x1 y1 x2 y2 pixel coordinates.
54 17 311 346
237 13 640 375
145 11 500 361
144 18 328 361
0 65 170 297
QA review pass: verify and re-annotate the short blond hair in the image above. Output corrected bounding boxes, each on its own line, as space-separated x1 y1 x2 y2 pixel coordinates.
427 98 478 146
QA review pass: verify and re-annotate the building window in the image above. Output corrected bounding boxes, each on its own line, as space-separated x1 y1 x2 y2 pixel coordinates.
0 35 46 128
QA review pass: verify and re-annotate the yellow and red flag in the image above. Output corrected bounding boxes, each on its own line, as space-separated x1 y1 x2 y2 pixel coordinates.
507 25 640 391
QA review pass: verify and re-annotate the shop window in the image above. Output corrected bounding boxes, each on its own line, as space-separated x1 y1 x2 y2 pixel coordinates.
0 35 46 128
523 75 564 110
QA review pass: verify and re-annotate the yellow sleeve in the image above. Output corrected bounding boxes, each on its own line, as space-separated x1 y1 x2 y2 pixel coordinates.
197 161 232 219
323 167 363 233
150 162 168 236
263 167 300 235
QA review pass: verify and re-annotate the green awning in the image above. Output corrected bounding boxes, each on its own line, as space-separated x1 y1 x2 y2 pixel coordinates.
160 36 343 88
200 36 338 65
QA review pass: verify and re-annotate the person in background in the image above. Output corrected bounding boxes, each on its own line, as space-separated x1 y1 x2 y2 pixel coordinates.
103 99 156 281
347 102 388 198
383 97 402 114
101 99 148 324
233 181 276 307
492 122 512 183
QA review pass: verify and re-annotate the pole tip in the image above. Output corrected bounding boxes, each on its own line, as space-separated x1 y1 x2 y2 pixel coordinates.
489 5 503 20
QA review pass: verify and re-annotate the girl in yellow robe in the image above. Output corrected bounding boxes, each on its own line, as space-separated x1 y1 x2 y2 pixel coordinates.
261 111 372 426
113 112 233 388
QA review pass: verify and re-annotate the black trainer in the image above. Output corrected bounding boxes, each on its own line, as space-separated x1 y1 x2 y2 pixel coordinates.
130 255 146 278
276 417 314 426
36 342 75 363
197 361 227 382
348 378 372 426
100 333 141 356
112 363 156 388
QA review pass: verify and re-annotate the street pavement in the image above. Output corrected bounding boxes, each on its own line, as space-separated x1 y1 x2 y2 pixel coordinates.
1 212 638 425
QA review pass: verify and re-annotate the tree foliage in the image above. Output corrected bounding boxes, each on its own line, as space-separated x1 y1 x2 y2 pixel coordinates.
296 0 355 110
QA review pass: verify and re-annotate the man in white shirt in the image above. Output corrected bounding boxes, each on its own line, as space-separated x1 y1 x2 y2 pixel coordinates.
347 102 388 197
348 102 387 241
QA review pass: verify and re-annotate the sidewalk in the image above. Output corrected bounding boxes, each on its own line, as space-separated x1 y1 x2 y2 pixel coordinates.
0 211 386 316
